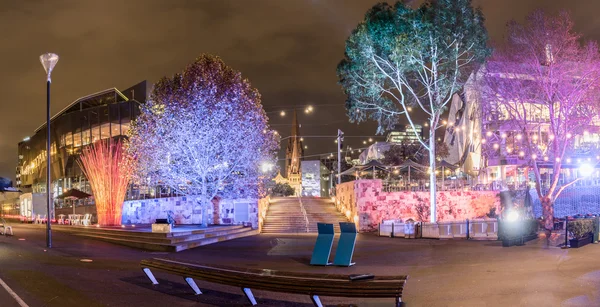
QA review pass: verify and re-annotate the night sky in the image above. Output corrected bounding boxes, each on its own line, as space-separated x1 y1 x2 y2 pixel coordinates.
1 0 600 180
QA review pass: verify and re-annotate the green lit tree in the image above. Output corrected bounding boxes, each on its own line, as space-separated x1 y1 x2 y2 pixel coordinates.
337 0 490 222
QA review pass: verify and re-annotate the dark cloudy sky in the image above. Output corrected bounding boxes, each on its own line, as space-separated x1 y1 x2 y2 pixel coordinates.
1 0 600 179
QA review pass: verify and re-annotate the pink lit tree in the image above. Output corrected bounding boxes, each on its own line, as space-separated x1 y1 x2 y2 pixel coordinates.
127 54 278 227
482 10 600 231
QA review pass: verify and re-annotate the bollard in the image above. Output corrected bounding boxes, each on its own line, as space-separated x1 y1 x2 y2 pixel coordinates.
466 219 470 240
391 222 394 238
563 215 569 249
595 215 600 244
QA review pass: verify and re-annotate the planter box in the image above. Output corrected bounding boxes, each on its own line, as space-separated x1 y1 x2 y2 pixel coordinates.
569 235 593 248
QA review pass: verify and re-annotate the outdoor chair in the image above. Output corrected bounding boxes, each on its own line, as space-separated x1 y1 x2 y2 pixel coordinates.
0 218 13 236
82 214 92 226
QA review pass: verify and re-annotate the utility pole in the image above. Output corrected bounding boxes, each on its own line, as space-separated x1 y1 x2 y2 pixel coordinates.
337 129 344 185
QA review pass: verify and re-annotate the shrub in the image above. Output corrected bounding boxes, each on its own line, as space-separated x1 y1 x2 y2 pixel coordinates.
486 207 497 218
272 183 295 196
567 219 594 239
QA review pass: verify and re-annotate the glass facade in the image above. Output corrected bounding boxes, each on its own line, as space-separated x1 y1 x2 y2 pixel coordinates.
16 81 147 206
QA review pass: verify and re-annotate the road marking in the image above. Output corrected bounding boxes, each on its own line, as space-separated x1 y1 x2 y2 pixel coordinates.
0 277 29 307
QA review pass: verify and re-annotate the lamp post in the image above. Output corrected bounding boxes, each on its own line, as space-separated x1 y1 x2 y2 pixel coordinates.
40 53 59 249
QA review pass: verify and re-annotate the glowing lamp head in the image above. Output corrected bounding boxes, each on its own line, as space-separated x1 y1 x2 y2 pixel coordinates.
506 210 519 222
493 143 499 150
579 163 595 177
40 53 59 81
486 131 493 137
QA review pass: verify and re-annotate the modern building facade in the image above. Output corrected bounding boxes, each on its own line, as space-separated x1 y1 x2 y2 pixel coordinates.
16 81 148 199
301 160 330 197
444 68 600 189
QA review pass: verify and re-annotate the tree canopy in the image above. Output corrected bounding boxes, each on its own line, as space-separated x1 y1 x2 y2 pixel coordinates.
128 54 278 226
481 10 600 230
338 0 490 222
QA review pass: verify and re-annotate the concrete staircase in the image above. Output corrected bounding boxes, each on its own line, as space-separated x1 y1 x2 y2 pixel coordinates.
261 197 349 233
19 224 257 252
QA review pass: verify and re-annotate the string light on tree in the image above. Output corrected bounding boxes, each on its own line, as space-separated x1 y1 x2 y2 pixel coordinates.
127 54 278 228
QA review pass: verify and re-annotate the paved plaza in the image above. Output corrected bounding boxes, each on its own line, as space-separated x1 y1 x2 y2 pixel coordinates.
0 226 599 306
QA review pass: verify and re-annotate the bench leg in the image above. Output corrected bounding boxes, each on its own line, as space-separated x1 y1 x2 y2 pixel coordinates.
310 295 323 307
396 296 403 307
242 287 257 305
184 277 202 295
142 268 159 285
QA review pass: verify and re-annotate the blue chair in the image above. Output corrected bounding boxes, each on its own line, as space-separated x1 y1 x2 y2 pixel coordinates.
310 223 334 266
333 222 357 267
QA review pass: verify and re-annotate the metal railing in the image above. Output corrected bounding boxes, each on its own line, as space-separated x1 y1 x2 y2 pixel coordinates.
379 218 499 240
297 196 309 233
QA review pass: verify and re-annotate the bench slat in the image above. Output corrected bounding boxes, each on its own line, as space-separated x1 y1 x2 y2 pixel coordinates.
147 258 405 281
142 260 405 288
141 258 407 298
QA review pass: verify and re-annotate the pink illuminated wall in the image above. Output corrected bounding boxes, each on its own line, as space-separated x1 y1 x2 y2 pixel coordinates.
336 180 500 232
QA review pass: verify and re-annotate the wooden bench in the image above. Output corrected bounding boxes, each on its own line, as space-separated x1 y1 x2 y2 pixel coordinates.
141 258 408 306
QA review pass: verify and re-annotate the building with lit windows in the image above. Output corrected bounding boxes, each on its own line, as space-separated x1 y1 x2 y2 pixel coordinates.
16 81 148 197
444 69 600 190
386 125 423 144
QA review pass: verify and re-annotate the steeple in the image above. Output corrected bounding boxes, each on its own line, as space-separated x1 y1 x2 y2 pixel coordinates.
290 110 300 138
285 109 304 179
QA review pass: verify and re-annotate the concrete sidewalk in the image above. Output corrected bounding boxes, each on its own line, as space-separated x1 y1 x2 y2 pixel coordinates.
1 224 599 306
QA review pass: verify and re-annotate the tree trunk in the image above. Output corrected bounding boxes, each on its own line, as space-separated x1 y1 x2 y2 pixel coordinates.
429 133 437 223
541 197 554 231
201 181 209 228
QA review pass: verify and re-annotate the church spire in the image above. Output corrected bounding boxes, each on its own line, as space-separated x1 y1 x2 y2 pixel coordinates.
285 109 304 179
291 110 300 138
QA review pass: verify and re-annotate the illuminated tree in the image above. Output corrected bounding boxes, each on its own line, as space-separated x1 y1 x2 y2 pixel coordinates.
128 54 278 227
78 139 130 226
337 0 490 222
481 10 600 231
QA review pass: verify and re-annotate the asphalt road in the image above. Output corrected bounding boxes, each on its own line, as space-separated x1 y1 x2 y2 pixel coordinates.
1 224 600 306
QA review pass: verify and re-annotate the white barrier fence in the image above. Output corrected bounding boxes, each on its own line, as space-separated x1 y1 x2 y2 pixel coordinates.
379 219 498 240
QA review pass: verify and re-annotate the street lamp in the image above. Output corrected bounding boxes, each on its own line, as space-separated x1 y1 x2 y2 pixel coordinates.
40 53 59 249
